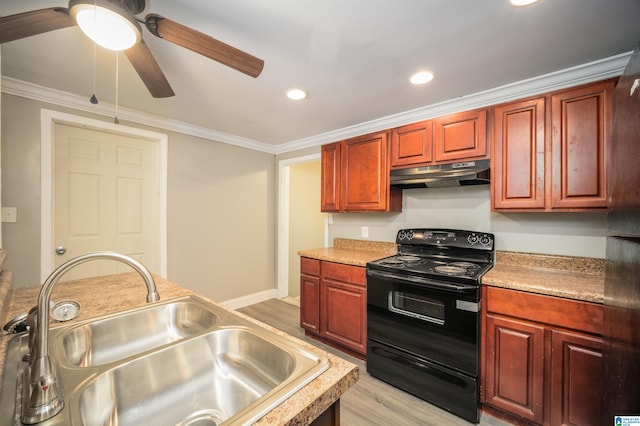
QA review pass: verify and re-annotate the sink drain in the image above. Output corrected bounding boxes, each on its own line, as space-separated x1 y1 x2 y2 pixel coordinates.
176 409 224 426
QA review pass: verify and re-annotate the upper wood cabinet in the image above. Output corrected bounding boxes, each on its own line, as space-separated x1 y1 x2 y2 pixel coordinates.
492 97 546 210
550 81 613 209
492 79 615 212
321 142 341 212
434 108 488 163
390 120 433 168
390 108 489 169
321 131 402 212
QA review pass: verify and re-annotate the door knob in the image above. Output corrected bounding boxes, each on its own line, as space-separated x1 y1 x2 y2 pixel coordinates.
55 246 67 255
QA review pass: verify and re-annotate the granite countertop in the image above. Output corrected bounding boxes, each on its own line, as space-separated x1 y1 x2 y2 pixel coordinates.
482 251 605 304
297 238 397 266
298 239 604 304
0 273 358 426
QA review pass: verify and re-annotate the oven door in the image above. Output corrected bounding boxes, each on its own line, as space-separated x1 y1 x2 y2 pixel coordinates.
366 268 480 376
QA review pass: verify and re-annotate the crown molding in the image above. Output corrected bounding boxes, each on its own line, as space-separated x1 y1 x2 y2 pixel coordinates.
274 50 632 154
0 76 278 154
2 50 631 156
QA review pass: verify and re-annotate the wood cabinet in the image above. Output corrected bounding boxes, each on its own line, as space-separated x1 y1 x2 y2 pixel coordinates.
434 108 489 163
492 97 546 210
492 79 615 211
320 142 341 212
550 82 612 209
390 120 433 168
485 314 545 423
321 131 402 212
390 108 488 169
300 257 367 358
300 257 321 333
483 286 603 426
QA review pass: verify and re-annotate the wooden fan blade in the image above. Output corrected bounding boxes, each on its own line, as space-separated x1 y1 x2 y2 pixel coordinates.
145 15 264 78
124 40 175 98
0 8 75 44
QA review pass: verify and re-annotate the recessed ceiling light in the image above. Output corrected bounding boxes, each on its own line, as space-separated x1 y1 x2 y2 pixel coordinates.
410 71 434 85
510 0 539 6
286 89 307 100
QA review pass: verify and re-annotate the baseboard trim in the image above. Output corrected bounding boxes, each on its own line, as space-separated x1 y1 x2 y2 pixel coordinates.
220 289 278 310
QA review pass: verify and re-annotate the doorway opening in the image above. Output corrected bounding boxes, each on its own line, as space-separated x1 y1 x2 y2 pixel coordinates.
277 154 328 302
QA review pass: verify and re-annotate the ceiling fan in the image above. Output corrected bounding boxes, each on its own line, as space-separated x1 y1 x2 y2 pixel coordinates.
0 0 265 98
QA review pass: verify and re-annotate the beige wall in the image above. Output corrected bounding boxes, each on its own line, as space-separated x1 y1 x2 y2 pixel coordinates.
288 161 324 297
1 94 275 302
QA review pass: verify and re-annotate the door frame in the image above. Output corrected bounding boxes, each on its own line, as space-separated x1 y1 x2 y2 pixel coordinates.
40 109 168 282
277 153 328 298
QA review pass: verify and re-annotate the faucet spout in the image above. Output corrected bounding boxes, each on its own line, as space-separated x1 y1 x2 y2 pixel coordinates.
22 251 159 424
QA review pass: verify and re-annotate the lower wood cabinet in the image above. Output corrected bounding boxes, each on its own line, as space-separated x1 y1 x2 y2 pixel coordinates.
300 257 367 358
483 286 603 426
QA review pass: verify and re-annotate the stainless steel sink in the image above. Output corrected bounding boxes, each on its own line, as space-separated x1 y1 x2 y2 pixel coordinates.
75 327 327 425
57 297 221 367
0 295 329 426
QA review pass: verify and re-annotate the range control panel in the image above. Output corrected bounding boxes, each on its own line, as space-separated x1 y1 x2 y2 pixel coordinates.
396 229 494 250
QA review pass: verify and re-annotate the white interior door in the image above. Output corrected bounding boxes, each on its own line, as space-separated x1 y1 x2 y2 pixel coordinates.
53 122 160 280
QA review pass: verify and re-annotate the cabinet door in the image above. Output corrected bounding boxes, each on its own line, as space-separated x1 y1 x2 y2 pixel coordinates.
485 314 545 424
300 257 321 333
550 330 603 426
390 120 433 168
341 131 399 212
321 142 341 212
550 80 614 209
321 278 367 355
492 98 546 210
434 108 488 163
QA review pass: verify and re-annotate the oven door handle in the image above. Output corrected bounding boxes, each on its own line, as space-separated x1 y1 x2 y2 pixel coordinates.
367 269 478 292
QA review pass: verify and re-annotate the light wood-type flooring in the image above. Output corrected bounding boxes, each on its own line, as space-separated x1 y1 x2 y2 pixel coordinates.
238 298 513 426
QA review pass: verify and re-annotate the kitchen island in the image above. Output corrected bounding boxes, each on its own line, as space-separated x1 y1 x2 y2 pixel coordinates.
0 273 358 426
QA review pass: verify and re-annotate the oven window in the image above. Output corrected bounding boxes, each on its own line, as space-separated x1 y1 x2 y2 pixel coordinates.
388 291 445 325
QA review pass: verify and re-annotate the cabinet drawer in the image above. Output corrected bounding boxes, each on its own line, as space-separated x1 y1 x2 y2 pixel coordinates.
485 286 603 335
301 257 320 276
322 261 366 286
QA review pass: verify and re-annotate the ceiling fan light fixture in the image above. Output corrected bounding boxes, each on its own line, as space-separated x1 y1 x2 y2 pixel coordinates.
69 0 141 51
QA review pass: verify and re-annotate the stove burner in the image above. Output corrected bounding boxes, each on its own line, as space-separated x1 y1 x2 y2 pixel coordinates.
433 265 469 276
379 259 405 266
450 262 479 269
379 255 425 267
395 255 422 262
431 261 483 277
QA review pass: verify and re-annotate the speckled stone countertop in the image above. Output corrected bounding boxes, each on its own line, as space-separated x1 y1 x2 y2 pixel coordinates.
482 251 605 304
297 238 397 266
0 273 358 425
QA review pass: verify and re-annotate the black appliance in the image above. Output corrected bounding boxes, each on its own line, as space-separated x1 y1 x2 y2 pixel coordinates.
366 228 494 423
389 159 490 189
602 44 640 423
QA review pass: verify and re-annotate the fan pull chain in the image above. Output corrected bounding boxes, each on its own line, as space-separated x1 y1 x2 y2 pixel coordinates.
114 51 120 124
90 41 98 104
89 0 98 104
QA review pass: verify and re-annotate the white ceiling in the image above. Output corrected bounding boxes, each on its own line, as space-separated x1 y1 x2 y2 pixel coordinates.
1 0 640 151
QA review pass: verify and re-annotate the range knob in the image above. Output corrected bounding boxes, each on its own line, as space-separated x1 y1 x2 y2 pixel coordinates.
467 234 479 245
480 234 493 246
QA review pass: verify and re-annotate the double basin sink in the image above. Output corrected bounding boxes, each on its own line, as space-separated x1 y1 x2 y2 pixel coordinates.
0 295 329 425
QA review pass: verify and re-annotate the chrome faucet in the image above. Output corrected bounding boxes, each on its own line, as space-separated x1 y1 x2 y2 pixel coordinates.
22 251 160 424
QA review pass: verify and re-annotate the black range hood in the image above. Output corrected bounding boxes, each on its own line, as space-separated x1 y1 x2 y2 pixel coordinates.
390 159 490 189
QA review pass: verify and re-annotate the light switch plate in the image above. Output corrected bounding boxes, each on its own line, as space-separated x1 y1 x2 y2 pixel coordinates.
1 207 17 223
